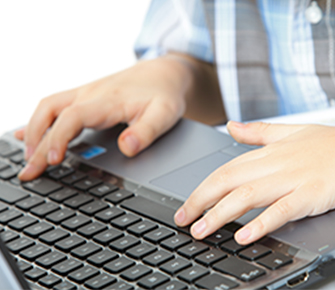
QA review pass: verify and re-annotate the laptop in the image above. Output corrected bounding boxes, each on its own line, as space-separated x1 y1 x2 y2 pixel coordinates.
0 118 334 290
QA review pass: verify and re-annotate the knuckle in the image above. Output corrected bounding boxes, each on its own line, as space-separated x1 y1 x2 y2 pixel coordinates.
253 218 266 233
274 200 292 217
236 184 255 202
210 167 232 186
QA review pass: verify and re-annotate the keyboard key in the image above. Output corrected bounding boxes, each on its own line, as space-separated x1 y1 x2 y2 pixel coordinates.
0 202 7 212
61 171 87 185
89 183 118 197
77 221 107 238
159 280 188 290
239 244 272 261
35 251 67 268
204 228 233 246
7 237 35 254
220 239 250 254
177 265 209 283
195 249 227 266
20 244 51 261
46 208 76 224
0 182 29 204
87 249 118 267
16 196 44 210
0 208 22 223
17 260 33 272
159 257 191 275
126 242 157 259
93 228 123 245
52 258 83 276
121 264 152 281
1 230 19 243
110 235 141 252
127 220 158 236
79 200 109 216
105 189 134 204
39 273 62 288
0 144 21 157
104 256 135 274
49 188 78 203
177 242 209 259
84 273 116 289
143 227 175 244
195 273 239 290
213 256 265 282
0 160 9 171
0 166 20 180
55 235 86 252
31 202 59 217
8 215 38 231
143 249 174 267
161 234 192 251
10 151 24 164
54 280 77 290
137 272 169 289
111 213 141 230
103 281 133 290
49 166 74 180
61 215 91 231
257 252 293 270
24 221 54 238
63 194 93 209
71 242 102 260
39 228 70 245
68 265 99 284
23 177 63 196
94 207 124 222
74 177 102 191
25 267 47 281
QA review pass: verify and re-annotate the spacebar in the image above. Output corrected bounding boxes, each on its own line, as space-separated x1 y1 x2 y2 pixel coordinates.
121 195 190 234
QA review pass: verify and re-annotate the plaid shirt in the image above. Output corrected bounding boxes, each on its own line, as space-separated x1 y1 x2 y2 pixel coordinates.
135 0 335 121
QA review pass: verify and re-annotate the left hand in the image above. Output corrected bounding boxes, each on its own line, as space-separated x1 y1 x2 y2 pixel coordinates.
174 121 335 245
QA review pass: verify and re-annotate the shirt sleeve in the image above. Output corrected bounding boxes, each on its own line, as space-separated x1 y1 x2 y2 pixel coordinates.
134 0 214 63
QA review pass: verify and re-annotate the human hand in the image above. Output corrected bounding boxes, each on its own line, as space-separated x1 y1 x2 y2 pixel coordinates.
16 56 192 181
174 121 335 245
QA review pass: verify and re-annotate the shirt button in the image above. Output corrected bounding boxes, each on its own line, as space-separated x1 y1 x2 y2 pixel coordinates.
305 1 323 24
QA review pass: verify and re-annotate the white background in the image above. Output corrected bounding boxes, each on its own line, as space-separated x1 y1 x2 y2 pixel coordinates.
0 1 335 289
0 0 151 135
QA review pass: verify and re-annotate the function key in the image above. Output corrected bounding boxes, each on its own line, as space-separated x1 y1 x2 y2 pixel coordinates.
239 244 272 261
203 228 233 246
74 177 102 191
195 249 227 266
213 256 265 282
143 227 175 244
89 183 118 197
257 252 293 270
23 177 63 196
63 194 93 209
160 234 192 251
177 265 209 283
61 171 87 185
105 189 134 204
49 166 74 180
79 200 109 216
195 273 239 290
49 187 78 203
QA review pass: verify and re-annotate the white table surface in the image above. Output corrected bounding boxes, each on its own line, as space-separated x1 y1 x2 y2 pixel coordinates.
1 1 334 289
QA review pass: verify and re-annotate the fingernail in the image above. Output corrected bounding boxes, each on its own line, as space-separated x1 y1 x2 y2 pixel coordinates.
174 208 186 225
193 219 207 235
25 146 34 160
236 227 251 242
18 163 35 179
230 121 245 128
124 134 139 153
48 149 58 164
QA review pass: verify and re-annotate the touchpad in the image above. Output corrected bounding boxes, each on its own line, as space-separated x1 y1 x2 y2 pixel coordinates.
150 151 235 199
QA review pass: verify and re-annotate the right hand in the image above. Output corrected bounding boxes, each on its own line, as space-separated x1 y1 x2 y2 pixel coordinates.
16 56 191 181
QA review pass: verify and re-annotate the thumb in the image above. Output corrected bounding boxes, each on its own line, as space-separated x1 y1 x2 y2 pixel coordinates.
227 121 307 146
117 100 183 157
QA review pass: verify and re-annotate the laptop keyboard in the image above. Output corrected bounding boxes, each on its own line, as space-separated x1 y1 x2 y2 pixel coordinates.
0 138 295 290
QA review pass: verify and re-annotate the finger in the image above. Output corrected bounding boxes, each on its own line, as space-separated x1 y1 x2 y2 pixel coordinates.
14 127 25 141
174 156 281 228
24 90 76 160
227 121 307 146
189 173 296 240
117 99 183 157
234 185 313 245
